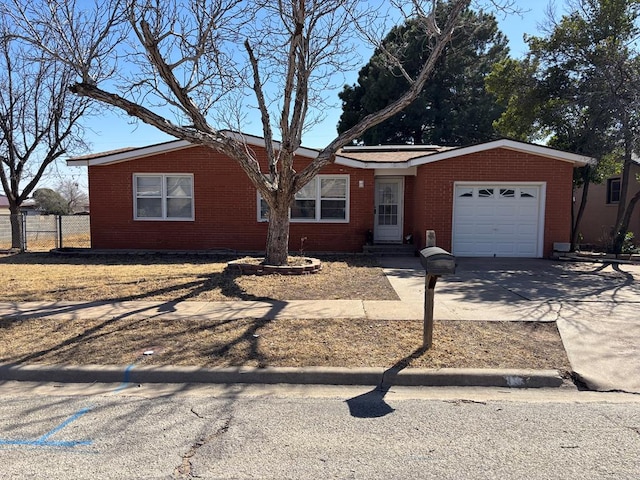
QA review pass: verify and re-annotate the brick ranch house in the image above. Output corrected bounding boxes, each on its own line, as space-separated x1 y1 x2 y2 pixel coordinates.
67 133 594 258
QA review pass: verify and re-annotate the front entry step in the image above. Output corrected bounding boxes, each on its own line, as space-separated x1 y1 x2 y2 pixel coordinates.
363 243 416 256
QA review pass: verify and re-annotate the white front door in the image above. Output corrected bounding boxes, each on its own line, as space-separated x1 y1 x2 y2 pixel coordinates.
374 177 404 243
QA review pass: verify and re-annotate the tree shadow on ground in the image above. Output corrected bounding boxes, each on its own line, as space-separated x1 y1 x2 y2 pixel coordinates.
1 262 286 364
1 252 389 365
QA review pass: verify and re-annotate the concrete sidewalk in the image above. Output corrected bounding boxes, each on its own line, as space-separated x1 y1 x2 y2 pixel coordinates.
1 256 639 393
0 263 561 324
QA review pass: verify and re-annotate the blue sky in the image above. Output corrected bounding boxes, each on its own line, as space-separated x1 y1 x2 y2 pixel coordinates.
60 0 552 188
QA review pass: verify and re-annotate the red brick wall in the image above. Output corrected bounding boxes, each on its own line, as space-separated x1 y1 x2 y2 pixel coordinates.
410 149 574 257
88 145 574 256
88 145 375 252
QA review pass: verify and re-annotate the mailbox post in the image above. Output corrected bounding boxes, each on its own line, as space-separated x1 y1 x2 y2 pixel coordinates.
419 247 456 349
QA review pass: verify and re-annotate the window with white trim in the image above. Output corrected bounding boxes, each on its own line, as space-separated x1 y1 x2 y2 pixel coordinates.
258 175 349 222
134 174 194 220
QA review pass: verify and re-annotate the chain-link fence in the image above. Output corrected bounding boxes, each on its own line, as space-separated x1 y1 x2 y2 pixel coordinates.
0 215 12 251
0 214 90 252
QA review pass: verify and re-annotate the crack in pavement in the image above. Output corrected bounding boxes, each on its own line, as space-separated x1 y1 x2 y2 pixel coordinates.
498 284 531 301
172 416 233 479
190 407 206 419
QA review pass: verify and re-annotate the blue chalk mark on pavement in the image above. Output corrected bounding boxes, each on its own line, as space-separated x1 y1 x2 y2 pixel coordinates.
0 407 93 448
112 363 136 393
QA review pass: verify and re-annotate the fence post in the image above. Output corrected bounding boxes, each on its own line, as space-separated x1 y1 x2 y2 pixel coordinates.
20 213 27 252
56 215 63 249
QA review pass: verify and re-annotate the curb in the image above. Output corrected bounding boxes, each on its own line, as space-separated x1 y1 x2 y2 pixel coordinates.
0 364 565 389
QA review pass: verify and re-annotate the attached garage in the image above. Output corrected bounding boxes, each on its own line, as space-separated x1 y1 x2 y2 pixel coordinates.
452 183 545 257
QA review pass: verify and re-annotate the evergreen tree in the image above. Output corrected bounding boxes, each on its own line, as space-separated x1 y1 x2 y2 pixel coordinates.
33 188 72 215
338 3 508 146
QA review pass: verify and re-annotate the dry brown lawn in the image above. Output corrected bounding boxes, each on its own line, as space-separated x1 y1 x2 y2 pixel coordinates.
0 252 397 302
0 252 570 372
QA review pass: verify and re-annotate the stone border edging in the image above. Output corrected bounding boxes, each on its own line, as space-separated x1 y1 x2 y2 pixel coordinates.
227 257 322 275
0 364 565 388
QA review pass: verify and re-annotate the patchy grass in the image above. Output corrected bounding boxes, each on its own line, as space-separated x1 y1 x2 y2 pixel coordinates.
0 253 398 302
0 316 569 371
0 252 570 372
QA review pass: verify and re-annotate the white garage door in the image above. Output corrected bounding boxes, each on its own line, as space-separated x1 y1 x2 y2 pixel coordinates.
452 184 544 257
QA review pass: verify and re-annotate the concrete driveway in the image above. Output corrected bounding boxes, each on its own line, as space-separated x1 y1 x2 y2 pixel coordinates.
379 257 640 394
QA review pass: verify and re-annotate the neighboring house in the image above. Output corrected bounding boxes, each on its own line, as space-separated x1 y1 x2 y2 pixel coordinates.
19 198 42 216
67 133 594 258
574 161 640 249
0 195 8 213
0 195 40 215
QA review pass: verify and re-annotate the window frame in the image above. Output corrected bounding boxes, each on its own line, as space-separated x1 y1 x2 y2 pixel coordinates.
257 174 350 223
133 173 194 221
607 178 621 204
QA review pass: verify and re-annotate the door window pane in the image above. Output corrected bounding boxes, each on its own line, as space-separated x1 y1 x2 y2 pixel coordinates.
378 204 398 225
379 185 398 204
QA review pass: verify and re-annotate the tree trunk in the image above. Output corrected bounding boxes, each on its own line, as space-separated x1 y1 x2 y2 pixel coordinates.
613 190 640 254
264 197 291 266
612 118 635 253
571 167 591 251
8 204 23 251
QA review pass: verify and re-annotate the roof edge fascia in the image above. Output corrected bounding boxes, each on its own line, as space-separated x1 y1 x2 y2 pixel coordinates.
335 139 595 169
405 139 596 167
67 139 192 166
67 130 322 167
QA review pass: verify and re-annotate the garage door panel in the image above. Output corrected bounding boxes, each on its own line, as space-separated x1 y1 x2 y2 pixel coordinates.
457 242 494 256
518 205 538 216
475 206 497 217
475 224 499 235
495 243 518 255
453 184 542 258
517 244 537 256
517 224 537 235
495 224 516 235
496 205 518 216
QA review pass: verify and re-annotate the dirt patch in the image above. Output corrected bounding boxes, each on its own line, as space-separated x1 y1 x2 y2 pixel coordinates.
0 316 569 371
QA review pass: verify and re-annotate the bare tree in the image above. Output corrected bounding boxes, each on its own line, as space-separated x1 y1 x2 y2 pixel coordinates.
9 0 509 264
0 14 90 250
56 178 89 213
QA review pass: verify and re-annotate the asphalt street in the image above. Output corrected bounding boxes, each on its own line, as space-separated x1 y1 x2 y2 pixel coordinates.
0 382 639 479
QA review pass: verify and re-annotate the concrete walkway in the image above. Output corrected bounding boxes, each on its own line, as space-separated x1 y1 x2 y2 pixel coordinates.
1 256 639 393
